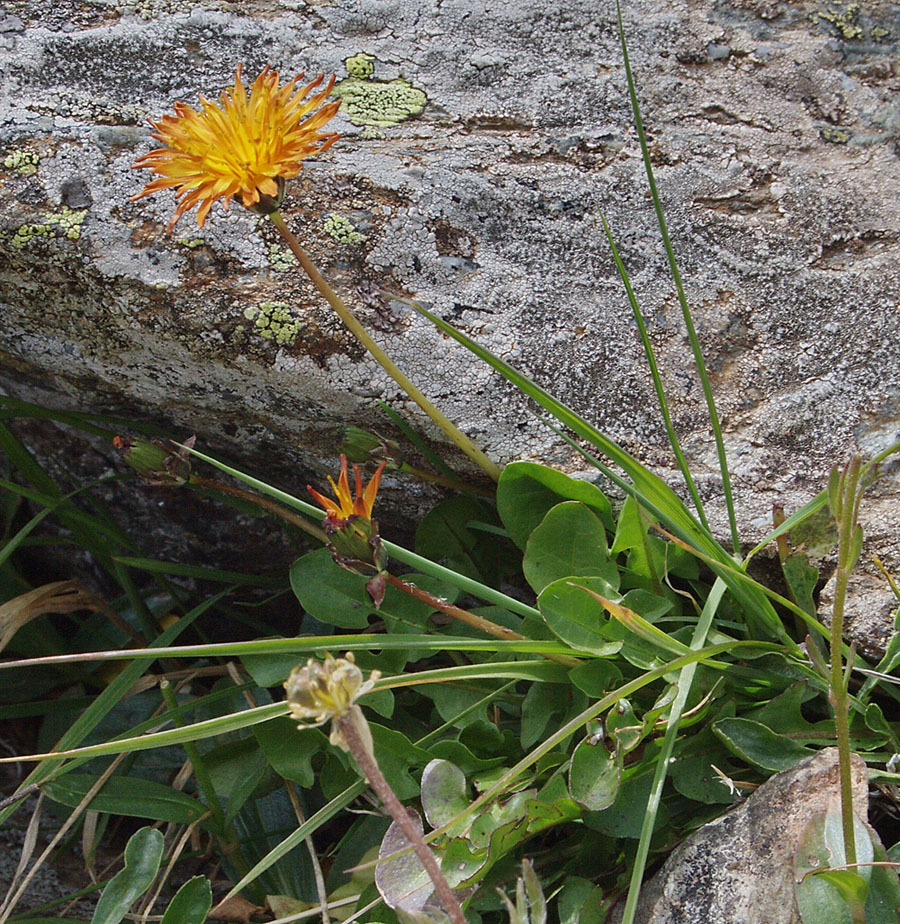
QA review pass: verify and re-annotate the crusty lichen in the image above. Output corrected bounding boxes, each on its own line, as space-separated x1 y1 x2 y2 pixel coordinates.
243 301 303 346
4 149 39 176
816 4 863 40
820 125 851 144
331 55 427 128
345 53 375 80
9 206 87 249
266 241 299 271
323 213 364 245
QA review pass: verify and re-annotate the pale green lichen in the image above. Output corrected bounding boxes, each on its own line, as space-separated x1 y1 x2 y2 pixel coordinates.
9 206 87 249
4 150 39 177
177 237 206 249
323 213 365 245
816 4 862 40
345 53 376 80
360 126 386 141
243 302 303 346
332 77 427 127
872 25 891 42
266 242 299 271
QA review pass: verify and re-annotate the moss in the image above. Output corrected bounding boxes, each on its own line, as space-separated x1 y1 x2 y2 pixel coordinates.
266 241 299 272
345 53 376 80
9 206 87 249
4 149 39 177
816 4 863 40
323 213 364 245
332 77 427 128
243 301 303 346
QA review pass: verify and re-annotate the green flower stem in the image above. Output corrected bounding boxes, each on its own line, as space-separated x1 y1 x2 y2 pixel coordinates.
269 211 501 482
333 708 468 924
831 454 862 867
383 573 581 668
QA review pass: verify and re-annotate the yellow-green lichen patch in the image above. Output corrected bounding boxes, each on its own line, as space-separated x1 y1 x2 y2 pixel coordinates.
820 125 851 144
345 53 376 80
816 4 863 40
177 237 206 249
266 241 299 271
872 26 891 42
332 77 427 128
323 213 365 245
9 206 87 249
4 150 39 177
243 302 303 346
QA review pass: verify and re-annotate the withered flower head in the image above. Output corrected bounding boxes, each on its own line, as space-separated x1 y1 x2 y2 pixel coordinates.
113 435 195 487
308 453 386 529
284 652 380 726
131 64 340 230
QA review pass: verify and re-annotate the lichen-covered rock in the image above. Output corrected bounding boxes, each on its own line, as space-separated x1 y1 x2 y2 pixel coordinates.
1 0 900 636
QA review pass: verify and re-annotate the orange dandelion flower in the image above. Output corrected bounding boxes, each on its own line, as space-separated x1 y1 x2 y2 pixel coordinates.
131 64 341 230
308 454 386 526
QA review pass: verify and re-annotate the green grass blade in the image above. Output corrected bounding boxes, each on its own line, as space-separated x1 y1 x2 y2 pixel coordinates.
621 577 727 924
614 0 739 554
377 400 460 480
0 637 574 671
601 213 709 531
5 661 565 764
112 556 287 588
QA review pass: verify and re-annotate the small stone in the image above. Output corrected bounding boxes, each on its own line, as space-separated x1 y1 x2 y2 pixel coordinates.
609 749 878 924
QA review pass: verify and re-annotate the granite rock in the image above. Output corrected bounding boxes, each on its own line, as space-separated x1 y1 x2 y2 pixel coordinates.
1 0 900 638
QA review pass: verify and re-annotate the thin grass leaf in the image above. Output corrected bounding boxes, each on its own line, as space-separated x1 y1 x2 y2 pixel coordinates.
620 578 727 924
0 396 173 441
0 635 574 672
600 212 709 531
377 400 459 481
614 0 738 554
112 556 287 588
0 659 568 765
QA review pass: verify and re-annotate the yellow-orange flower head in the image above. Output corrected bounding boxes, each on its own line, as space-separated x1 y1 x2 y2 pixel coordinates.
131 64 340 230
308 453 386 528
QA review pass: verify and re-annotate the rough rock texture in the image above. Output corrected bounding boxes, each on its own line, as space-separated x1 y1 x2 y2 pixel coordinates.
610 747 872 924
2 1 900 634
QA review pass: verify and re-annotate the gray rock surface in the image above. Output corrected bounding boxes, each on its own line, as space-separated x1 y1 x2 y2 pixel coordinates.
610 747 872 924
1 1 900 638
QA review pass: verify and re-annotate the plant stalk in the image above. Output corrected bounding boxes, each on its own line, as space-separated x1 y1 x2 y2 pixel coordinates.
384 573 581 668
334 709 468 924
269 211 501 482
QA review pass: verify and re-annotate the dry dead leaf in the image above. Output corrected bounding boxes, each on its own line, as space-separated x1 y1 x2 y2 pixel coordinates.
0 581 99 653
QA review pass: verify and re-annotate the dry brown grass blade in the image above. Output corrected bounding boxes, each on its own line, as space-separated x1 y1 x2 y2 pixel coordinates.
0 581 94 653
0 580 140 654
